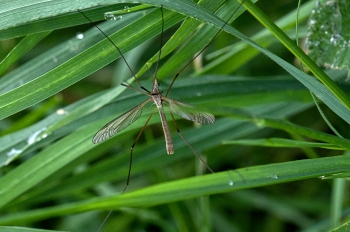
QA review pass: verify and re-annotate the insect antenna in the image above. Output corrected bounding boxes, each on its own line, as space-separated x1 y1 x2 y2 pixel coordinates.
78 9 149 93
153 6 164 80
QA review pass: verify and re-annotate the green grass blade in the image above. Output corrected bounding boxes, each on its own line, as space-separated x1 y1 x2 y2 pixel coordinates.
238 0 350 110
0 9 183 120
223 138 344 150
217 111 350 150
0 76 311 167
0 32 50 75
0 227 63 232
1 155 350 225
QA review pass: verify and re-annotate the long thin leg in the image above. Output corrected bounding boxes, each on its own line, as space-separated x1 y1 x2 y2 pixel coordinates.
97 211 113 232
169 112 247 183
78 9 146 90
169 112 214 173
124 107 157 192
121 83 151 95
97 108 157 232
165 1 244 97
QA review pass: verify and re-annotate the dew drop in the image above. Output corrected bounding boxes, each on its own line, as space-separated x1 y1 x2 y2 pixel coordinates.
124 6 130 12
104 13 113 20
309 19 317 25
271 173 278 179
56 108 68 115
254 118 266 128
228 180 234 186
76 32 84 39
7 148 22 157
104 13 122 21
27 127 47 145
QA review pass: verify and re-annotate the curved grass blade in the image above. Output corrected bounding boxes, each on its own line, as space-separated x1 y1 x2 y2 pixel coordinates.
1 154 350 225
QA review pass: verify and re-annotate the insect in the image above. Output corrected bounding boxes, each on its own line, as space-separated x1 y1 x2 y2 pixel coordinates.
79 1 244 230
91 6 216 154
80 6 219 189
92 76 216 155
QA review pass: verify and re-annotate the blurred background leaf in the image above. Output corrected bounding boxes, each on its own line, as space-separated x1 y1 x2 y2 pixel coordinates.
305 0 350 75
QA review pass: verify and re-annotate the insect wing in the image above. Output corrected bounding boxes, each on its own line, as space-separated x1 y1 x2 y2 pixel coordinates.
164 97 215 124
92 100 149 143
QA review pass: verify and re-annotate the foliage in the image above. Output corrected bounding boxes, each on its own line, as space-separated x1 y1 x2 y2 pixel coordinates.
0 0 350 231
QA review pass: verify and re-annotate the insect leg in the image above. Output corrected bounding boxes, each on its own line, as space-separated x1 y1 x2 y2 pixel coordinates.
123 107 157 192
169 111 214 173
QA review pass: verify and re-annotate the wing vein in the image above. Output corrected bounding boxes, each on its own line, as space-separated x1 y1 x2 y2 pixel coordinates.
92 99 151 144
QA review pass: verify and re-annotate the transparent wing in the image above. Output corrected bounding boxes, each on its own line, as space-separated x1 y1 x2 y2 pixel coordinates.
92 100 151 144
163 97 215 124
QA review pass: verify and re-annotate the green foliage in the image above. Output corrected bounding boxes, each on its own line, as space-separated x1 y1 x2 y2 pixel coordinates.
0 0 350 231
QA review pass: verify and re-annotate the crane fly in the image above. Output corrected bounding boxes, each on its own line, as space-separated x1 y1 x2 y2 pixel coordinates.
79 1 245 230
80 6 218 191
92 75 216 181
92 79 216 154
